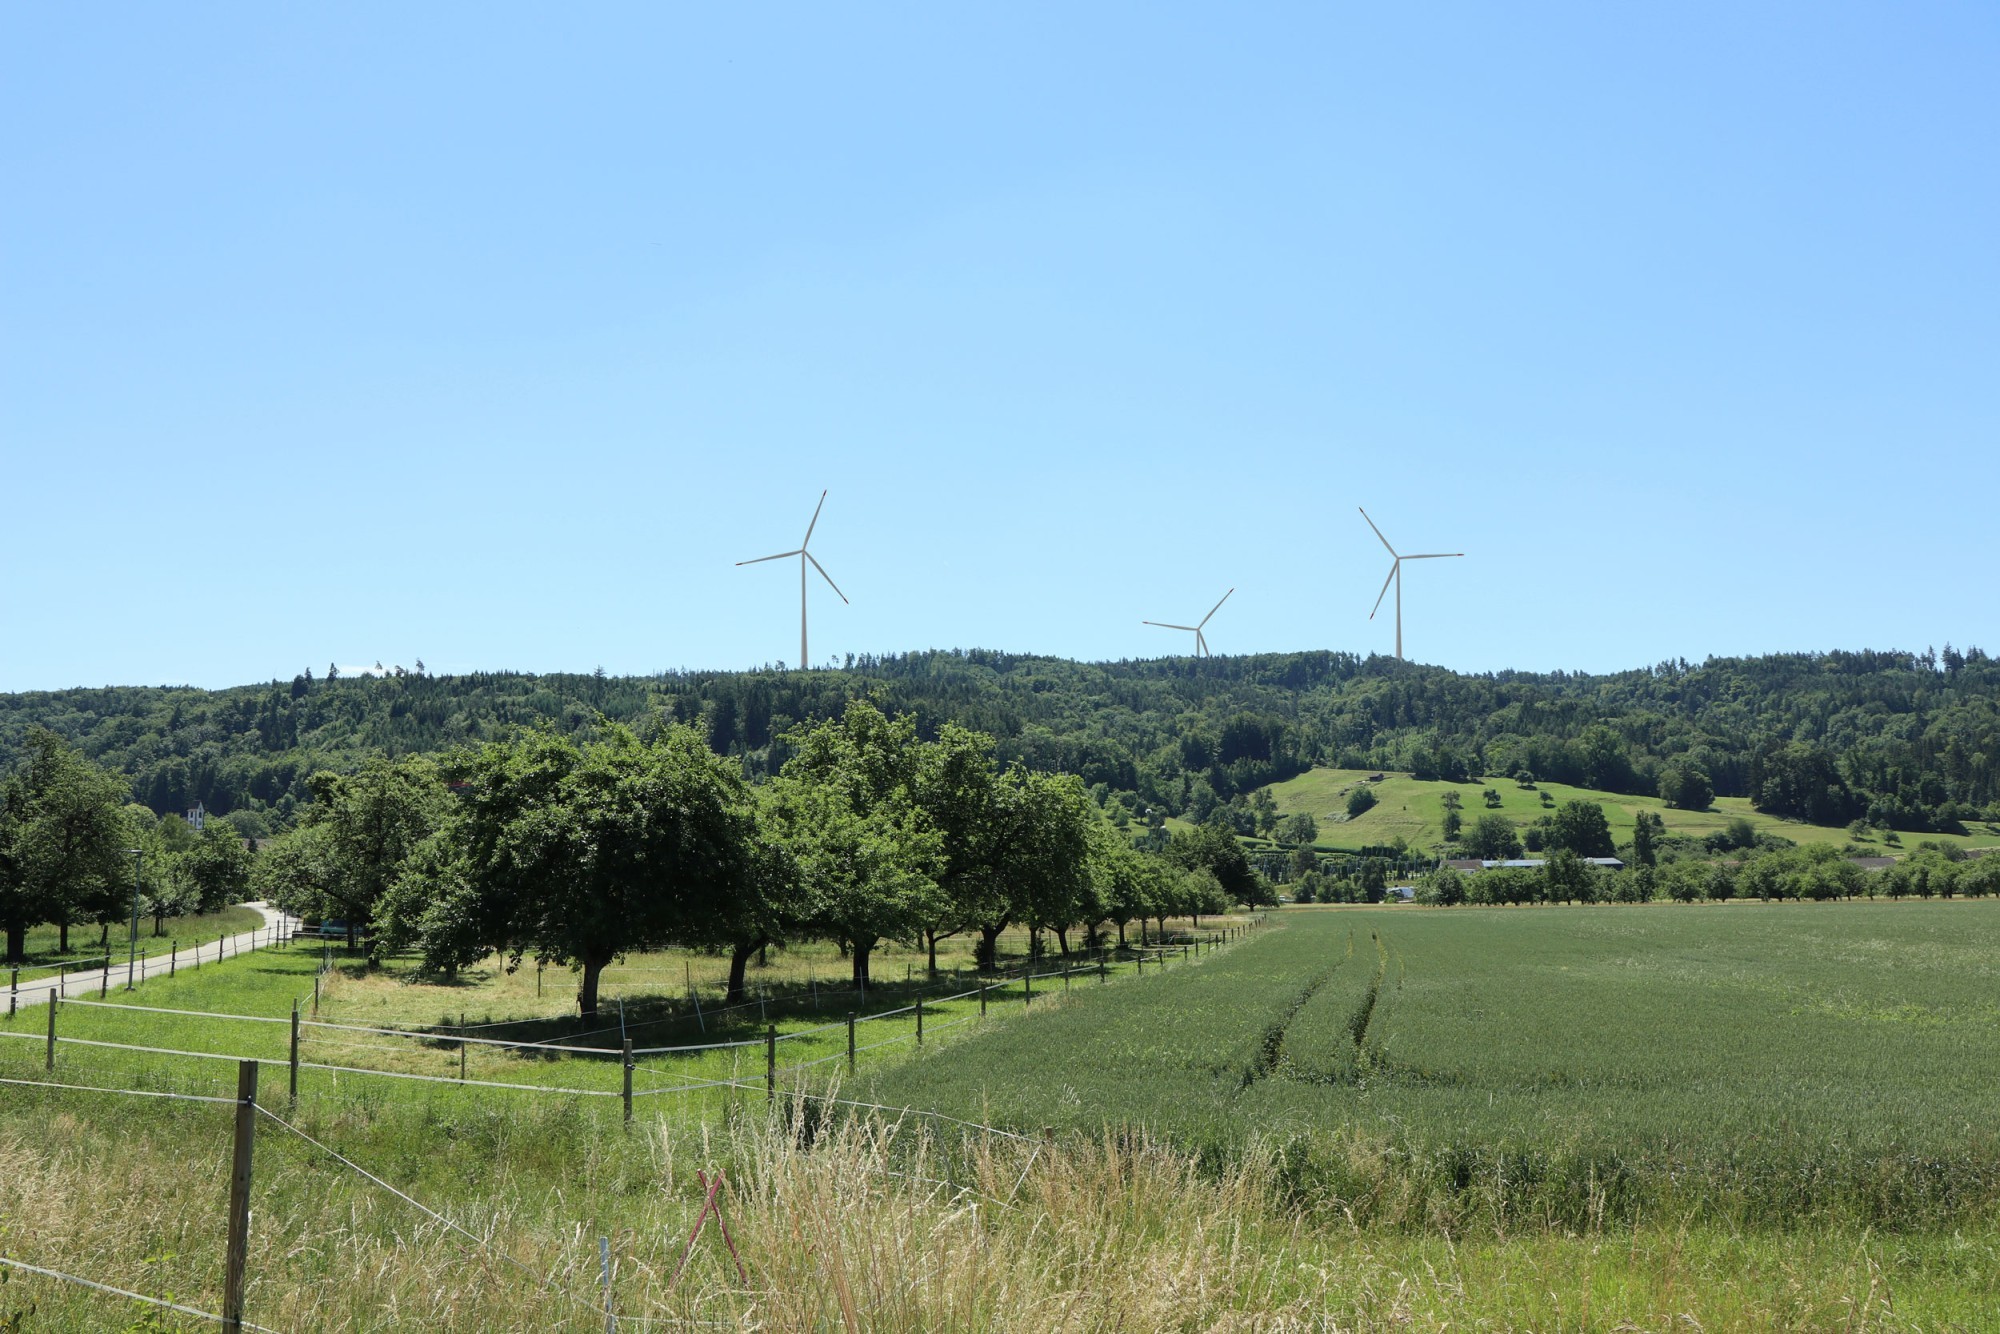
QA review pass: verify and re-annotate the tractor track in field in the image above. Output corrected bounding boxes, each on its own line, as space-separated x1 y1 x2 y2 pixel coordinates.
1239 928 1355 1089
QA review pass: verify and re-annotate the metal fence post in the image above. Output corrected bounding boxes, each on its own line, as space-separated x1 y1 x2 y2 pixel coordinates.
622 1038 634 1125
46 998 57 1069
847 1012 856 1072
765 1026 777 1106
170 942 177 976
222 1060 258 1333
7 967 14 1017
289 1002 300 1101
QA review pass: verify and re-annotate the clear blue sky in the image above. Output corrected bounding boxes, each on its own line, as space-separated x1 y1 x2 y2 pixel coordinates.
4 3 1995 692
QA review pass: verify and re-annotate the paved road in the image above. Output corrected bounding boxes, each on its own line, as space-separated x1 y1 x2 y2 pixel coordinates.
4 901 299 1014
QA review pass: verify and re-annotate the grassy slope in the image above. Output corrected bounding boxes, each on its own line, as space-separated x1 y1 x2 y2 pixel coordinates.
1260 765 2000 853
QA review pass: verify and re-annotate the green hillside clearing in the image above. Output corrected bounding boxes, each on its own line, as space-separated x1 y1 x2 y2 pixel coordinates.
1260 767 2000 854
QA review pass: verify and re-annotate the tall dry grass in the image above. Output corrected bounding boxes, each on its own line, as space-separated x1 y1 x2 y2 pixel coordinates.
0 1086 1980 1331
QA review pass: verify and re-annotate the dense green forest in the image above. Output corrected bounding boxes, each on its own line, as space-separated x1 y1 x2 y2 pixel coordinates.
2 645 1996 838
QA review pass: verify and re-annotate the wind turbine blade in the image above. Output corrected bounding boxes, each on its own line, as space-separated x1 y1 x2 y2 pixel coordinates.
1402 552 1465 560
1358 507 1398 558
1142 621 1198 631
805 552 849 604
1198 587 1235 628
1197 629 1209 657
737 549 804 566
1368 561 1397 618
801 489 828 549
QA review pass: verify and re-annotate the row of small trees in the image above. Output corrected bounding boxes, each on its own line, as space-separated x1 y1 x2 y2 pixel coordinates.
258 701 1255 1018
1415 843 2000 907
0 729 252 962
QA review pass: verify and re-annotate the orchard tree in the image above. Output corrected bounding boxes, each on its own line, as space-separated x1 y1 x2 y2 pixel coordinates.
770 703 942 990
295 756 450 949
443 723 762 1019
0 729 130 961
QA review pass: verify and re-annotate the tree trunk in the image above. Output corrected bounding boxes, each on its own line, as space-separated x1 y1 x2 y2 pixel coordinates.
1116 919 1127 947
577 949 613 1021
58 918 70 952
851 936 876 990
1054 927 1070 958
975 923 1005 972
925 930 940 978
726 939 764 1006
99 921 109 948
3 922 24 965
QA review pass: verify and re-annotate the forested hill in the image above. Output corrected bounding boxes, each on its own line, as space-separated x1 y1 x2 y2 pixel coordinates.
2 646 1996 838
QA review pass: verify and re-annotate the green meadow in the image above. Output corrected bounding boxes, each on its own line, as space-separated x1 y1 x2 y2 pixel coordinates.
10 908 2000 1327
1258 765 2000 853
868 901 2000 1232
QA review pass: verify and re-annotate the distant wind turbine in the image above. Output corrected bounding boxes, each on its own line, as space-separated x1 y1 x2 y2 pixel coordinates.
738 490 848 670
1145 588 1234 658
1359 507 1462 660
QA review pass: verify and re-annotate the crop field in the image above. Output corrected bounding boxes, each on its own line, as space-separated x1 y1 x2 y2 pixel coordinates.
868 901 2000 1235
9 910 2000 1327
1258 765 2000 853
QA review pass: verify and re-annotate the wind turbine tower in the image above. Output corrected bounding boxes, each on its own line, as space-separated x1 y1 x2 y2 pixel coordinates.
737 490 849 670
1144 588 1234 658
1359 507 1462 660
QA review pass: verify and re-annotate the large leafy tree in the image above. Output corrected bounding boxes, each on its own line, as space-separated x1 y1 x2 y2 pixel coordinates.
441 723 759 1018
1167 821 1264 906
768 702 941 989
1460 813 1524 860
0 729 130 961
287 756 450 949
1544 800 1616 858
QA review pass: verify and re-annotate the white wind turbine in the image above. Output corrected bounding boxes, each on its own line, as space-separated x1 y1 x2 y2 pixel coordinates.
1144 588 1234 659
737 490 848 670
1359 507 1462 660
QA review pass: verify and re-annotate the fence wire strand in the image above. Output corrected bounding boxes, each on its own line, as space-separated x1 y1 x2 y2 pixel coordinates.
0 1254 286 1334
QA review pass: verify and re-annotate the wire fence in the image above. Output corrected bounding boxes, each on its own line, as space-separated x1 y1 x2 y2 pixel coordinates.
4 921 1267 1116
0 917 1270 1330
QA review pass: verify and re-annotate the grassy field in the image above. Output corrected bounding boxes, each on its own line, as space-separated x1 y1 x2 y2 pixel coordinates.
868 902 2000 1233
9 904 265 972
7 907 2000 1327
1259 765 2000 853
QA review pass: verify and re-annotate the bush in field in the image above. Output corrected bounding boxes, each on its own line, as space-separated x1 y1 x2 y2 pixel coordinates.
1346 786 1378 818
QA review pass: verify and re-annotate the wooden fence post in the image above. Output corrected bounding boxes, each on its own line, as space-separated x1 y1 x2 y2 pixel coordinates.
847 1012 856 1072
313 973 320 1017
222 1060 258 1333
1099 957 1107 984
622 1039 634 1125
46 998 57 1070
7 967 14 1018
915 997 924 1046
99 962 109 999
766 1026 777 1106
289 1002 300 1101
170 942 177 976
1024 968 1032 1009
979 984 988 1017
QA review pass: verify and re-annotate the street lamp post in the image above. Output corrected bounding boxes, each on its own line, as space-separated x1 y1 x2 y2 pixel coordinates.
125 849 144 991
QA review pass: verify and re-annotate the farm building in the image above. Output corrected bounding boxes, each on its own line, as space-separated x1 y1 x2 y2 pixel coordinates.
1447 858 1625 872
